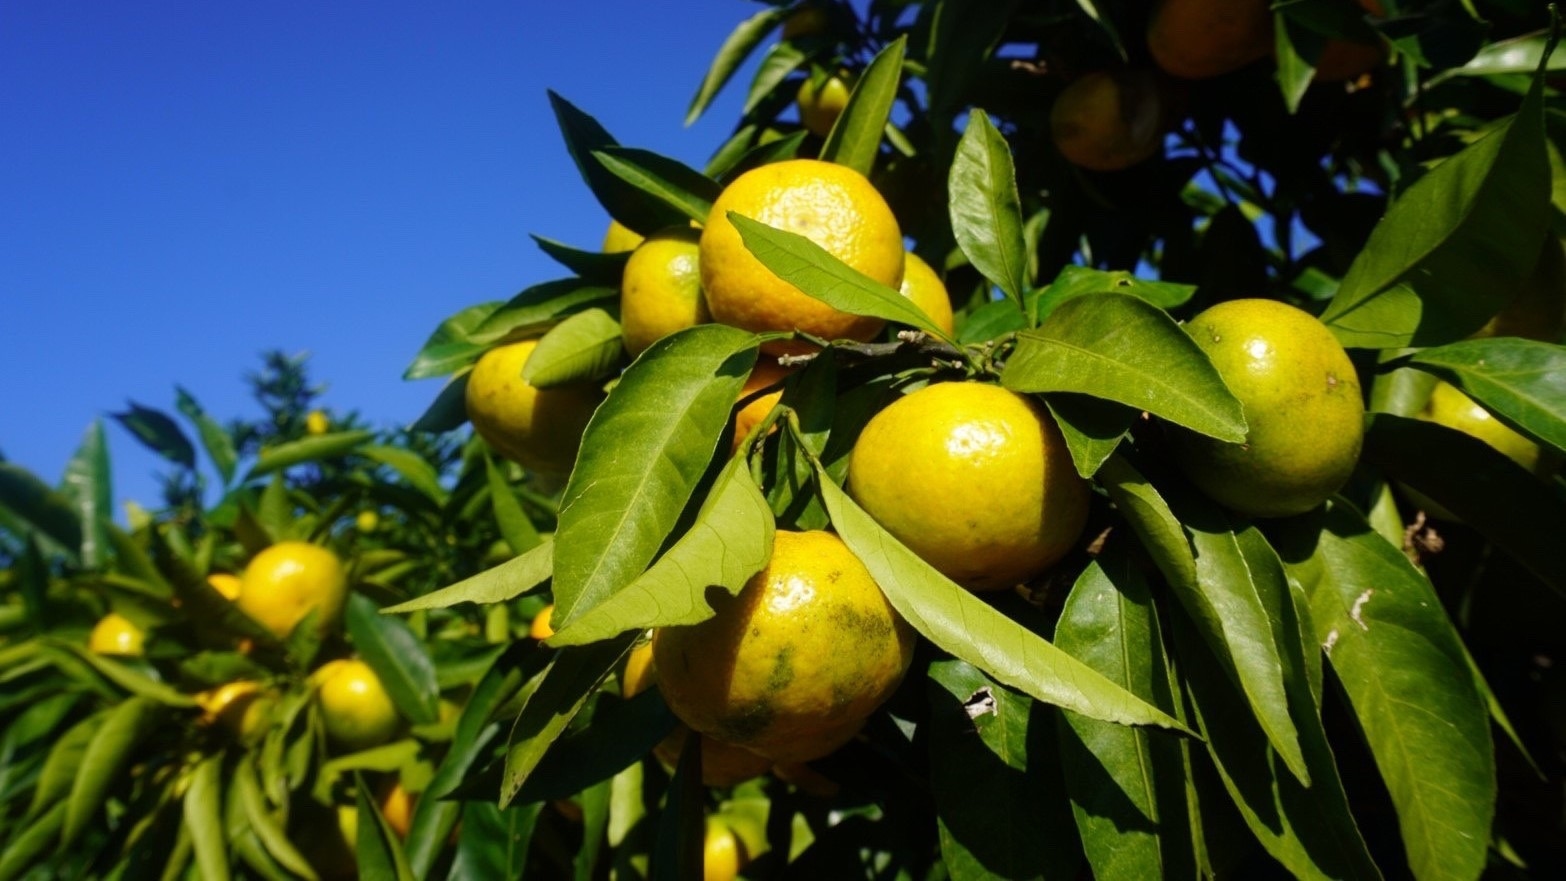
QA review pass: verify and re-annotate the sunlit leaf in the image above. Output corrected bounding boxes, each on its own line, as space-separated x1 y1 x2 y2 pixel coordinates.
112 402 196 470
59 420 111 568
62 696 162 846
522 307 625 389
819 37 906 176
248 431 374 477
176 387 238 484
950 110 1029 309
347 593 440 725
592 147 720 225
1404 336 1566 455
685 6 793 126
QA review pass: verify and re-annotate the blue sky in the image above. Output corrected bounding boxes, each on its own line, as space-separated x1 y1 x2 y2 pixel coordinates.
1 1 768 510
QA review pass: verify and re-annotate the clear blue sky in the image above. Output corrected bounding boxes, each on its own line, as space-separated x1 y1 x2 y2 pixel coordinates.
1 1 767 510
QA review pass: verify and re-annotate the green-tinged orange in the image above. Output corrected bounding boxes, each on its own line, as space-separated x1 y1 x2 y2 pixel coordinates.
1173 299 1364 518
653 530 915 764
316 659 401 752
465 339 603 474
1050 70 1173 171
1419 382 1551 477
796 73 851 137
236 541 348 639
620 227 710 356
847 383 1090 591
700 158 901 355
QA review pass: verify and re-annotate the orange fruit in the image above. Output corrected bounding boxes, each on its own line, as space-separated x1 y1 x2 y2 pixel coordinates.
620 227 711 356
602 218 645 253
847 383 1090 590
305 409 330 436
464 339 604 474
380 782 414 838
88 612 145 657
1148 0 1272 80
1419 382 1551 477
703 815 749 881
652 530 915 764
1050 70 1174 171
700 158 902 355
196 681 271 741
622 643 774 787
530 604 556 640
1172 299 1364 518
207 572 242 601
898 252 955 335
731 359 795 453
796 72 852 137
236 541 349 640
315 659 401 752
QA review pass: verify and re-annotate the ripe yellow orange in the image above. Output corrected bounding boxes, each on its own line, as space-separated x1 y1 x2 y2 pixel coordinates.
731 359 795 453
621 643 773 787
898 251 955 335
1148 0 1272 80
602 218 645 253
652 530 915 764
703 815 749 881
316 659 401 752
236 541 348 640
305 409 330 436
700 158 902 355
196 680 271 740
1419 382 1551 477
847 383 1090 591
379 782 414 838
530 604 556 640
88 612 145 657
796 73 852 137
355 510 379 533
620 227 711 356
1173 299 1364 518
207 572 242 601
464 339 604 474
1050 70 1173 171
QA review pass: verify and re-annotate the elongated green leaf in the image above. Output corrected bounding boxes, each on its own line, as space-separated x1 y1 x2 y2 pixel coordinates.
950 110 1030 309
531 234 629 284
235 754 319 881
1044 395 1137 479
712 128 808 184
360 444 446 505
549 91 686 235
1275 503 1494 881
62 696 162 846
741 41 808 117
355 774 416 881
549 458 774 646
685 5 792 125
593 148 718 225
404 301 502 380
27 712 102 821
41 640 199 707
1321 79 1549 347
522 307 625 389
1003 294 1247 443
383 539 553 613
1056 546 1192 881
452 801 541 879
1097 457 1307 783
60 420 111 569
485 455 542 556
0 463 83 561
651 734 705 881
514 690 675 803
500 633 636 806
473 279 618 340
728 213 955 342
551 325 758 629
0 801 65 881
113 402 196 469
816 472 1188 732
1364 414 1566 594
930 660 1082 881
819 37 906 175
248 431 374 477
1453 32 1566 76
1405 337 1566 454
1072 0 1125 57
176 387 238 484
1032 266 1196 321
1274 12 1321 114
347 593 440 725
410 372 470 434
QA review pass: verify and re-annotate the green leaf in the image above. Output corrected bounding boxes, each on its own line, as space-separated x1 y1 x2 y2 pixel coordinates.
41 640 199 707
551 325 758 629
531 234 629 284
1274 503 1494 881
685 5 792 126
1452 32 1566 77
485 454 542 556
183 754 229 881
0 801 65 881
1362 414 1566 594
650 734 705 881
1044 395 1138 479
513 690 676 803
62 696 162 847
113 402 196 469
347 593 440 725
1002 294 1248 443
1031 266 1196 322
176 387 238 484
26 712 102 822
711 128 809 184
549 457 774 646
925 0 1017 117
452 801 541 878
1056 546 1193 881
410 372 471 434
741 41 808 117
1321 79 1550 347
816 471 1189 732
248 431 375 477
549 91 686 235
473 279 619 340
500 633 636 806
819 37 906 176
1096 457 1307 784
957 297 1028 344
60 420 111 569
592 147 719 225
522 307 625 389
728 213 955 342
355 774 416 881
1274 11 1321 114
1404 337 1566 455
235 754 318 881
929 660 1083 881
360 444 447 505
384 539 553 613
0 463 82 562
950 110 1030 310
404 301 502 380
